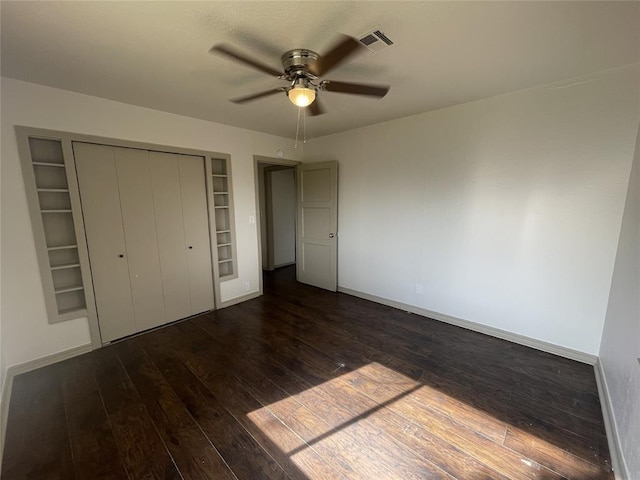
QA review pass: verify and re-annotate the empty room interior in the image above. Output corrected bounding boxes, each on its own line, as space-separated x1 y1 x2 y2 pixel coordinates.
1 1 639 479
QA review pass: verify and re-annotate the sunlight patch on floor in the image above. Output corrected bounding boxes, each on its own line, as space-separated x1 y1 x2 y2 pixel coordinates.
247 362 606 479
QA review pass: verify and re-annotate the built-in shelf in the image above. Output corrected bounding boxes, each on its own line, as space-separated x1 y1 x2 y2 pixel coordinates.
51 263 81 271
23 135 88 320
47 244 78 251
58 307 88 317
54 285 84 294
32 161 66 168
208 156 237 281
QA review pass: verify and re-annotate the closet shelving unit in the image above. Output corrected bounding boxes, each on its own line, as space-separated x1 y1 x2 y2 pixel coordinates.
20 135 90 320
208 156 238 281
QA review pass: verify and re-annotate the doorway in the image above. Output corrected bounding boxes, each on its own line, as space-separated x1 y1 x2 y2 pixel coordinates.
254 156 299 293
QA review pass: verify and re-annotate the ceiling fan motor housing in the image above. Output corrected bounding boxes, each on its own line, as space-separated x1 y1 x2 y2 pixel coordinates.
281 49 319 78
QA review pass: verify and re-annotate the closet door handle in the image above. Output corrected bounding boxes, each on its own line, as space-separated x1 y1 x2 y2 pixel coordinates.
118 254 124 258
188 246 193 249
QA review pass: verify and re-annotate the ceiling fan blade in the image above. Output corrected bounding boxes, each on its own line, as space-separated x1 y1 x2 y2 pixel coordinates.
310 35 363 77
210 44 283 77
230 88 286 104
308 99 325 116
322 80 390 98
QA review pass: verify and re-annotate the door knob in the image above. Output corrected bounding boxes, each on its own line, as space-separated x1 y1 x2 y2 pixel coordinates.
329 233 335 238
118 254 124 258
188 246 193 249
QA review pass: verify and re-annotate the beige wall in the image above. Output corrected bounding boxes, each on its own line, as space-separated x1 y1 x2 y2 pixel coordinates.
304 64 639 355
599 124 640 478
0 77 300 377
269 168 296 267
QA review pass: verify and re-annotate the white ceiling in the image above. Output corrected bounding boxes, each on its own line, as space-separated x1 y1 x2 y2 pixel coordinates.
2 1 639 139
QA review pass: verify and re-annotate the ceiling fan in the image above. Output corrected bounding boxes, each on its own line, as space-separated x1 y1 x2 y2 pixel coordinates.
210 35 390 116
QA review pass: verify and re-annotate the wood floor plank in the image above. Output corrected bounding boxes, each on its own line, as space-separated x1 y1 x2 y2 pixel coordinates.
157 323 348 480
267 289 605 424
347 366 564 480
58 355 130 480
284 395 456 480
250 288 564 478
507 391 610 457
144 343 291 480
266 274 605 418
245 297 510 443
270 399 455 480
200 292 612 479
2 265 614 480
92 348 181 480
108 404 182 480
244 403 348 480
504 426 611 479
302 287 599 395
245 296 426 380
1 366 75 480
175 318 447 478
317 372 511 480
114 341 237 480
261 288 608 466
92 347 146 412
417 357 612 472
191 313 504 480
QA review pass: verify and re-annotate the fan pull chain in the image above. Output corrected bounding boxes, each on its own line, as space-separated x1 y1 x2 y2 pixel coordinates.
303 106 307 144
294 106 302 148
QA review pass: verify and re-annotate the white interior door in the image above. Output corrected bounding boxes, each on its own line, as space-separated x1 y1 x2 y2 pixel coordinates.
74 142 135 342
296 161 338 291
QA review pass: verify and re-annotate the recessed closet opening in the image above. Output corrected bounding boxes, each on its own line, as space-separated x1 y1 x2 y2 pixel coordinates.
17 126 236 347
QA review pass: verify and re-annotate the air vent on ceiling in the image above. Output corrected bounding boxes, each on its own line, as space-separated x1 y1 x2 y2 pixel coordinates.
358 27 394 54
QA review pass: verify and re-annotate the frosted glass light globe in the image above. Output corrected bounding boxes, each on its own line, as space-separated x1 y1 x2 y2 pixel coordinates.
288 87 316 107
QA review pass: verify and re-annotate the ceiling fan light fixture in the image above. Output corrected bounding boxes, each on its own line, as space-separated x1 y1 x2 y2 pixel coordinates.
211 36 389 114
288 80 316 107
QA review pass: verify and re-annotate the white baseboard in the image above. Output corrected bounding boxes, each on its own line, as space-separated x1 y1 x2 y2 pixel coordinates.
338 286 598 365
273 261 296 269
0 343 92 466
220 291 261 309
5 343 93 378
0 370 14 469
594 360 629 480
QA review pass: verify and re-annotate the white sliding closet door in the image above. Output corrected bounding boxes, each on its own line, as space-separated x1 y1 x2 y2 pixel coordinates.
179 155 215 314
149 151 192 321
114 147 166 332
74 143 135 342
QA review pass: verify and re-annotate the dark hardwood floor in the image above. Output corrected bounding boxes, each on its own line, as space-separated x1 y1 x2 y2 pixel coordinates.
2 266 613 479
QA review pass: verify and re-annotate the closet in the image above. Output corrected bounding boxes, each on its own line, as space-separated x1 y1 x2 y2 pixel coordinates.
74 142 214 342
